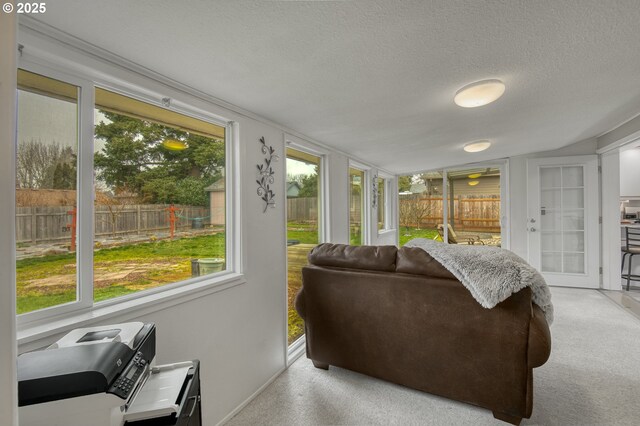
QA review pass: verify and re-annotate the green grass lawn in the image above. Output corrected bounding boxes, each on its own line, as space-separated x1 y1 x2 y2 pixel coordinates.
286 221 319 245
17 233 225 314
399 227 439 246
19 225 440 342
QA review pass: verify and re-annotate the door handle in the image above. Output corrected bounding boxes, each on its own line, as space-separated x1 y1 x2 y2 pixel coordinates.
528 227 537 232
185 395 199 418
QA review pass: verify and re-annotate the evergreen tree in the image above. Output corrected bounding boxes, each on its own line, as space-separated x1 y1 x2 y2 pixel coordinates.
94 111 224 206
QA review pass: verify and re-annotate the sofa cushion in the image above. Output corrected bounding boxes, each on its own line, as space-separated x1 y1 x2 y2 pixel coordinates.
308 243 397 272
396 246 456 280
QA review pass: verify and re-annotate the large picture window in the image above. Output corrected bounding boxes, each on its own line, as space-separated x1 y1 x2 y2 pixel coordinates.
93 89 227 303
398 167 502 247
15 70 79 314
16 68 229 317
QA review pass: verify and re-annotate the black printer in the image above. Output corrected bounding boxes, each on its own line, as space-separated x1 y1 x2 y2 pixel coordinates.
18 322 156 407
18 322 201 426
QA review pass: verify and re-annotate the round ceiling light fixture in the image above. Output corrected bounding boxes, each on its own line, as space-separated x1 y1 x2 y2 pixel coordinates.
162 139 188 151
468 180 480 186
467 173 482 179
463 140 491 153
454 79 505 108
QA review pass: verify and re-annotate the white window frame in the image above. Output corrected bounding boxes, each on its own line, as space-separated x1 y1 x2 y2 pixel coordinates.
377 171 394 233
283 135 329 363
348 160 371 246
284 137 329 245
16 62 94 323
16 58 239 327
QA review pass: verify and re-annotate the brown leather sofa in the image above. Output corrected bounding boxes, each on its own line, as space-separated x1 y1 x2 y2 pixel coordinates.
294 243 551 425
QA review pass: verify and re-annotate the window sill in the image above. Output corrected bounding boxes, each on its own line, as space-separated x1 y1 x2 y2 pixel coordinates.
377 229 397 237
17 272 246 351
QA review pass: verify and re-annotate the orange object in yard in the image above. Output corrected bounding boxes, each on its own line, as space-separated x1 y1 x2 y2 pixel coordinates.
67 207 77 252
167 204 177 239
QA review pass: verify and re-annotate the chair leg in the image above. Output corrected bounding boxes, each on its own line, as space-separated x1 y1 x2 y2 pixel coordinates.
627 254 634 291
622 252 628 273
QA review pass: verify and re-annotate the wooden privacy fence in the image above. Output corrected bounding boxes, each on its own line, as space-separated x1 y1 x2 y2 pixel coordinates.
287 197 319 222
400 195 500 232
16 204 211 244
287 196 363 224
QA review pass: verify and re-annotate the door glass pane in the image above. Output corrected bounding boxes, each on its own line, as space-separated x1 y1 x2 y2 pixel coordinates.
540 167 561 188
562 188 584 208
447 167 502 246
564 253 585 274
286 148 321 345
349 167 364 245
542 252 562 272
93 88 226 303
541 188 561 209
540 209 562 232
563 231 585 252
541 232 562 251
16 69 79 314
539 165 585 274
562 166 583 187
398 172 443 245
562 210 584 230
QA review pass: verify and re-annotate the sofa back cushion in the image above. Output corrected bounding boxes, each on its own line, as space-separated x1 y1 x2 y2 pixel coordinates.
308 243 397 272
396 246 457 280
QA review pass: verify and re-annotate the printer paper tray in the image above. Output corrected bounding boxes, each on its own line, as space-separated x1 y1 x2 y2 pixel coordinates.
123 361 194 423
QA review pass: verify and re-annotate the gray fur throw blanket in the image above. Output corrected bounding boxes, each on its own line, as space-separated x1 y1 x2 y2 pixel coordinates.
405 238 553 324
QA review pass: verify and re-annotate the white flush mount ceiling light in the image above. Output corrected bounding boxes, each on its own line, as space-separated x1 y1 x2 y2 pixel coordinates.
454 79 506 108
463 140 491 153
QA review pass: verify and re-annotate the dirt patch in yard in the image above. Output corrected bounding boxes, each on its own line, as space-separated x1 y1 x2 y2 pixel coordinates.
23 259 191 294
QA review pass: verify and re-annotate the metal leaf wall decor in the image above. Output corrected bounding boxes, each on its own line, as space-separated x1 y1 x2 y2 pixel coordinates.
372 173 379 209
256 136 278 213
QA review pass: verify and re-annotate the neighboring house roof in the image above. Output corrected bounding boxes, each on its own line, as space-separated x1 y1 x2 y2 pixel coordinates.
287 181 301 197
409 183 427 194
205 179 225 192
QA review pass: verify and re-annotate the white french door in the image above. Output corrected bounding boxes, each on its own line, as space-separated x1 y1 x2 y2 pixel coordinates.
527 156 600 288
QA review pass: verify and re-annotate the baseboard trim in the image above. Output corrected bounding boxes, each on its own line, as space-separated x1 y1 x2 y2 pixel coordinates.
287 336 306 366
599 289 640 321
216 366 286 426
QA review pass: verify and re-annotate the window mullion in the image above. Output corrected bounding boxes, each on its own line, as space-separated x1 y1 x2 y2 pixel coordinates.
76 82 94 308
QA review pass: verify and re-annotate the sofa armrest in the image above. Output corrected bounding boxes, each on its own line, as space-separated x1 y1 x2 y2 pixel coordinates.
294 289 306 320
528 305 551 368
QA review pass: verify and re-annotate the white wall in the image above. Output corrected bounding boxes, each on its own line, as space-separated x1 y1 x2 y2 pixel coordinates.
508 138 598 260
602 151 622 290
11 23 394 426
598 114 640 151
0 6 18 426
620 148 640 198
326 152 350 244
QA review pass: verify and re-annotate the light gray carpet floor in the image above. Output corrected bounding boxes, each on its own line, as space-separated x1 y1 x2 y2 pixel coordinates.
227 288 640 425
625 287 640 303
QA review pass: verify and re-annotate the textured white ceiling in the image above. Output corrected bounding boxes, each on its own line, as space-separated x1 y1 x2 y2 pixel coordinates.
31 0 640 173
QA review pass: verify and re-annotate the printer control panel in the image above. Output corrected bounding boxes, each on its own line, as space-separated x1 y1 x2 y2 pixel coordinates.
109 351 147 399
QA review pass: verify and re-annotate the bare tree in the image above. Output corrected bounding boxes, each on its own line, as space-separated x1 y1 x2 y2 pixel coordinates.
95 190 139 238
16 139 75 189
399 194 434 230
